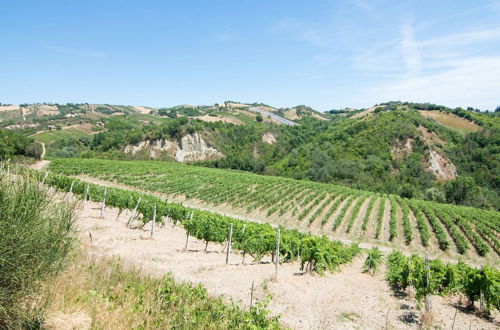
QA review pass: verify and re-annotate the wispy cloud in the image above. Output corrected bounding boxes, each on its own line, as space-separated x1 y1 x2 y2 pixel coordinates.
416 26 500 48
272 19 336 47
216 32 232 42
350 0 372 11
400 19 422 77
371 56 500 109
360 22 500 109
39 41 104 57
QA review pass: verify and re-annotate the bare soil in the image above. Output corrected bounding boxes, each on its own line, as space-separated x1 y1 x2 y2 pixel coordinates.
419 110 480 133
191 114 243 125
69 175 500 267
68 198 498 329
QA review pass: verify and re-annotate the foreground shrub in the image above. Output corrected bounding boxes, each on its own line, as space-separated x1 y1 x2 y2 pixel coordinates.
46 255 282 329
0 166 76 328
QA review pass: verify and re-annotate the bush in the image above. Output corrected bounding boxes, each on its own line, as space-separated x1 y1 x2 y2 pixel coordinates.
0 165 76 328
363 247 383 275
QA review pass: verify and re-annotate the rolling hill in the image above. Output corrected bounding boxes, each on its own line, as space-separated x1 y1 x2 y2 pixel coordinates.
1 101 498 210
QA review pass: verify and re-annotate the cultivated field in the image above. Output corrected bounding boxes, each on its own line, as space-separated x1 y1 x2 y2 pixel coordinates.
419 110 480 134
48 158 500 265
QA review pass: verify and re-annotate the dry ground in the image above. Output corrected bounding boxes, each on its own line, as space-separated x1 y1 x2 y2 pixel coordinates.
52 197 498 329
71 175 499 267
419 111 480 133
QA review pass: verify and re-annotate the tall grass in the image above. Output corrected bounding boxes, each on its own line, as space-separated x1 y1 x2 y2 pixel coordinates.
0 165 76 328
45 254 282 329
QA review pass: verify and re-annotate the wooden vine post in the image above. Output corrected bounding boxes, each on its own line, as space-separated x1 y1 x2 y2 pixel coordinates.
479 266 485 313
424 252 431 313
241 225 246 264
100 188 107 218
184 211 193 251
226 223 233 264
275 228 280 278
150 203 156 238
83 183 89 207
127 197 141 227
249 280 255 309
69 180 74 195
41 171 48 185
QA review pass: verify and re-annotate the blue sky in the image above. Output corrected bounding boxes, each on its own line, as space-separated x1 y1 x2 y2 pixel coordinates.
1 0 499 111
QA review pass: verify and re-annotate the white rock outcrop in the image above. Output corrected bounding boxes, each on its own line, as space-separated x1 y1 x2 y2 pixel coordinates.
123 132 223 163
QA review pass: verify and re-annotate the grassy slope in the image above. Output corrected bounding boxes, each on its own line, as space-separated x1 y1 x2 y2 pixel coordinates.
45 253 281 329
419 110 480 135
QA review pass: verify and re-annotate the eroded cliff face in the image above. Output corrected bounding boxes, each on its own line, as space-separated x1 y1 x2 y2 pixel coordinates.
426 149 457 180
390 136 457 180
123 132 223 162
175 133 222 162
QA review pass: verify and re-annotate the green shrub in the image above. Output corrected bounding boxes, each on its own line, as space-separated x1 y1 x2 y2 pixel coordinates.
0 166 76 328
363 247 383 275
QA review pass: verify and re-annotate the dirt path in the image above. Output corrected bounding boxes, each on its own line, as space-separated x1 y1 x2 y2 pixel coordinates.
71 198 498 329
38 141 46 159
352 196 372 237
30 159 50 171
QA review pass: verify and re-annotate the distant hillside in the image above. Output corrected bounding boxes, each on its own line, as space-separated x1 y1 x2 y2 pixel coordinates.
272 104 499 210
1 101 498 210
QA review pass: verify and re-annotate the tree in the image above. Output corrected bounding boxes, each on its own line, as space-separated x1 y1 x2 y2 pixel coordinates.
255 114 263 122
445 176 476 205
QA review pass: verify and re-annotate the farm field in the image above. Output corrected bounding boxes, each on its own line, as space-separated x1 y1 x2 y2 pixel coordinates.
419 110 481 134
62 198 497 329
23 163 499 328
48 158 500 265
32 127 91 144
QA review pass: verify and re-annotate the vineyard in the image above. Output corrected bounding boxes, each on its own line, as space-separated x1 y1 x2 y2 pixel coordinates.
387 250 500 312
7 161 498 326
48 158 500 262
16 166 360 276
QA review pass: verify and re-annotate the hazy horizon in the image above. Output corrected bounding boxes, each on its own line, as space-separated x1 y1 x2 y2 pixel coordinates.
1 0 499 111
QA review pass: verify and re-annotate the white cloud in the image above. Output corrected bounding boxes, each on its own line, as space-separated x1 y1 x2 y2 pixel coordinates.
370 56 500 109
400 19 422 77
417 26 500 48
39 41 104 57
355 19 500 109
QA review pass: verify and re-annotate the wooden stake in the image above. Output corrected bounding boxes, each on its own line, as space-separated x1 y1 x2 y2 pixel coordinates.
241 225 247 264
185 231 189 251
275 228 280 278
83 183 89 207
424 252 431 313
127 197 141 227
100 188 107 218
250 280 255 309
151 204 156 238
69 180 74 194
479 266 485 313
226 223 233 264
451 308 458 330
41 171 48 185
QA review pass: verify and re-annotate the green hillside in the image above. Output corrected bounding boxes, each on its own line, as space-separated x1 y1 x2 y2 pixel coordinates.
2 101 499 210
